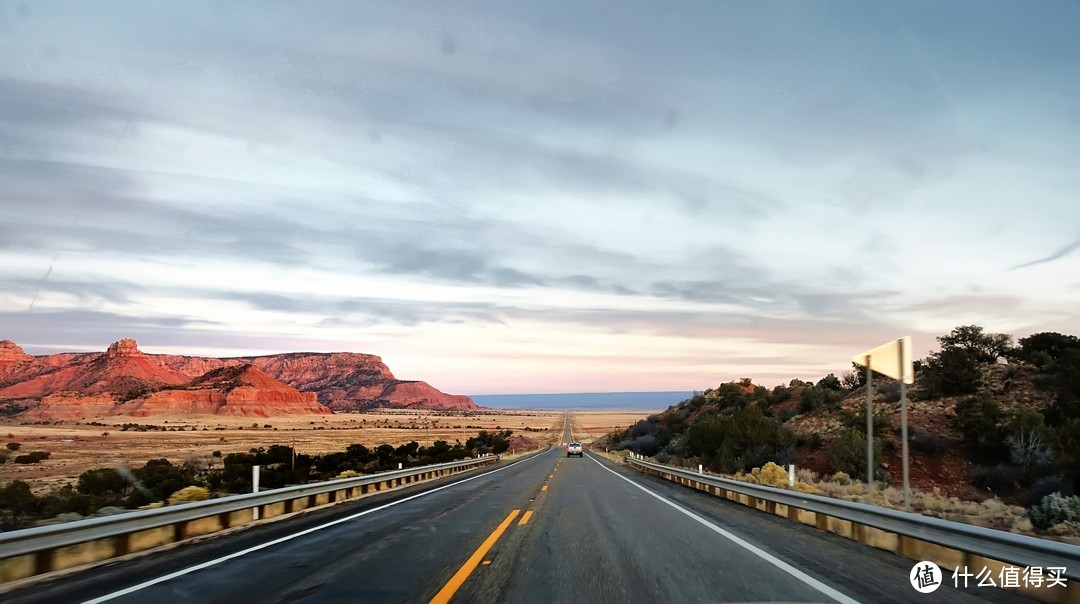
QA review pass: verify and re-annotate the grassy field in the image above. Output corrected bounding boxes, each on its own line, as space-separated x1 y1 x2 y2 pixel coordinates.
0 409 650 493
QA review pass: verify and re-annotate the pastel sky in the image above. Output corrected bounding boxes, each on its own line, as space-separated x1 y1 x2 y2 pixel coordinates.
2 1 1079 394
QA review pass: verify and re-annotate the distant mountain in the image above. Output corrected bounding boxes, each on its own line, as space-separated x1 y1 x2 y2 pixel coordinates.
470 391 693 410
0 338 479 417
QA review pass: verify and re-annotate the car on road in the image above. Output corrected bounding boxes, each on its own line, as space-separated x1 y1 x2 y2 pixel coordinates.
566 442 583 457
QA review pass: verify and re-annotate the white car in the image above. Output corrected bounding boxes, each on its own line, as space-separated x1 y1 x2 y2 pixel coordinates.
566 442 583 457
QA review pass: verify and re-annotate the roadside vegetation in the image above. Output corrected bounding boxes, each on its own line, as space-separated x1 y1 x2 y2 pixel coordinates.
0 430 513 530
603 325 1080 539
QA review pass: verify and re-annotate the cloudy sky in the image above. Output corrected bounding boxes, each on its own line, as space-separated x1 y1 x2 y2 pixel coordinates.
2 1 1079 394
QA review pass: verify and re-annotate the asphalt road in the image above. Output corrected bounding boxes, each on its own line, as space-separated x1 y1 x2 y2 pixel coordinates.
4 415 1033 603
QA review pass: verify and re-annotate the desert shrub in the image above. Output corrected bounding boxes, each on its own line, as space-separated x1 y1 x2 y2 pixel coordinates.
77 468 129 497
5 442 21 451
750 462 789 488
336 470 360 479
830 471 852 485
0 480 39 528
910 430 946 455
13 455 37 464
1028 492 1080 531
167 486 210 505
878 381 902 403
954 393 1007 460
1009 429 1056 473
654 450 671 464
920 347 982 398
1027 477 1072 507
828 428 884 479
838 408 891 437
971 464 1023 495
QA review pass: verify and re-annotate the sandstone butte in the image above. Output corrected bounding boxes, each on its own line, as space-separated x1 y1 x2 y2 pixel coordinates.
0 338 479 419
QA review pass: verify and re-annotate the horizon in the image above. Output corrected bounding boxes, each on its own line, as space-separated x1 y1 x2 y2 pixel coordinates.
2 2 1079 393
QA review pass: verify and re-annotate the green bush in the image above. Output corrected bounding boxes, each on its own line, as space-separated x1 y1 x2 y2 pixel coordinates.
5 442 21 451
920 347 982 398
954 393 1007 460
1028 492 1080 531
828 428 883 479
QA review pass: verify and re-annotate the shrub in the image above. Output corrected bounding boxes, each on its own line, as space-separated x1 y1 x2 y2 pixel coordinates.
13 455 37 464
920 347 983 398
878 381 902 403
750 462 789 488
830 471 852 485
828 428 884 479
77 468 128 497
5 442 21 451
954 393 1007 460
167 486 210 505
910 431 946 456
1027 477 1072 507
336 470 360 479
1028 492 1080 531
971 464 1023 495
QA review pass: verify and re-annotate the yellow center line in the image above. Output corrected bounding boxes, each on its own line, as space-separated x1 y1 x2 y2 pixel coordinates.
518 510 534 525
430 509 520 604
541 485 548 491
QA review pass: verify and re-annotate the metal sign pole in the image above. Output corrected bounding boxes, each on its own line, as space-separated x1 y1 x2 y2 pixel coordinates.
899 338 911 510
866 355 874 503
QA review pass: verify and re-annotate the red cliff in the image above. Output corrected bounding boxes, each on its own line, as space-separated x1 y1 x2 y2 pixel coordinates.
0 338 478 417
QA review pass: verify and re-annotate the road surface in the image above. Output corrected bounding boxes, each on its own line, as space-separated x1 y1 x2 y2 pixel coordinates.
4 415 1030 603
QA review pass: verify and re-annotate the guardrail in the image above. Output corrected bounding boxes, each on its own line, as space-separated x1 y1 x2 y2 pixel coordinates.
0 455 500 583
626 457 1080 602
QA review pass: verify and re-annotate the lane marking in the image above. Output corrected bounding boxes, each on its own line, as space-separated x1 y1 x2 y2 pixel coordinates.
541 485 548 492
481 560 492 566
82 451 551 604
429 509 520 604
586 454 860 604
518 511 533 526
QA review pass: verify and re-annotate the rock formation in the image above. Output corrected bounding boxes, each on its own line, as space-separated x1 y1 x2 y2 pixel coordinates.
0 338 478 417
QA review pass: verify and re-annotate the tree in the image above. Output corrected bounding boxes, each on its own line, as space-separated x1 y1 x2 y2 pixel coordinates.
920 347 982 398
77 468 129 497
817 374 843 391
0 480 38 529
937 325 1013 363
1014 332 1080 367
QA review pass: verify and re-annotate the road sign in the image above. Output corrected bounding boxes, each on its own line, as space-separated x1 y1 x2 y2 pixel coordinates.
853 336 913 384
852 336 915 509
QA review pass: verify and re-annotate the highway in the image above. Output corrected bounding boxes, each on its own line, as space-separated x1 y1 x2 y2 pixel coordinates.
5 415 1030 603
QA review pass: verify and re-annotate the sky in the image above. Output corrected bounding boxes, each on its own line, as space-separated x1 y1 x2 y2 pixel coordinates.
2 1 1079 395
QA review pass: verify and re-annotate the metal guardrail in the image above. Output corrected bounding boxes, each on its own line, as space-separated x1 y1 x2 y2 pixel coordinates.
627 457 1080 580
0 455 498 562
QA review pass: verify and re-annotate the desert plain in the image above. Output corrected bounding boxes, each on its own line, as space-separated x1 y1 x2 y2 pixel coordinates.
0 409 653 493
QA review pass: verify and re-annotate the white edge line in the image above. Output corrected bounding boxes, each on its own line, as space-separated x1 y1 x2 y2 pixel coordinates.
587 453 861 604
82 451 550 604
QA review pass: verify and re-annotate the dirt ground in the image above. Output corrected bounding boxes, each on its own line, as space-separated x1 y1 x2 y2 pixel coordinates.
0 409 650 493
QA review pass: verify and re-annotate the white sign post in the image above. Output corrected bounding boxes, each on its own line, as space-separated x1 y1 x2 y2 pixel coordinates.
853 336 914 508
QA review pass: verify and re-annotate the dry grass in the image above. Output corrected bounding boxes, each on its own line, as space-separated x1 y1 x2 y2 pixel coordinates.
726 464 1031 534
0 409 647 493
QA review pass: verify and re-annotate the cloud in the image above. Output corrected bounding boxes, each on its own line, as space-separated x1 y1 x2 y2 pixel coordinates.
1010 237 1080 270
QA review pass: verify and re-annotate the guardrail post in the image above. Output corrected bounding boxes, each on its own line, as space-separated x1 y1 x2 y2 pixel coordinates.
698 464 703 475
789 464 795 487
252 465 261 520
